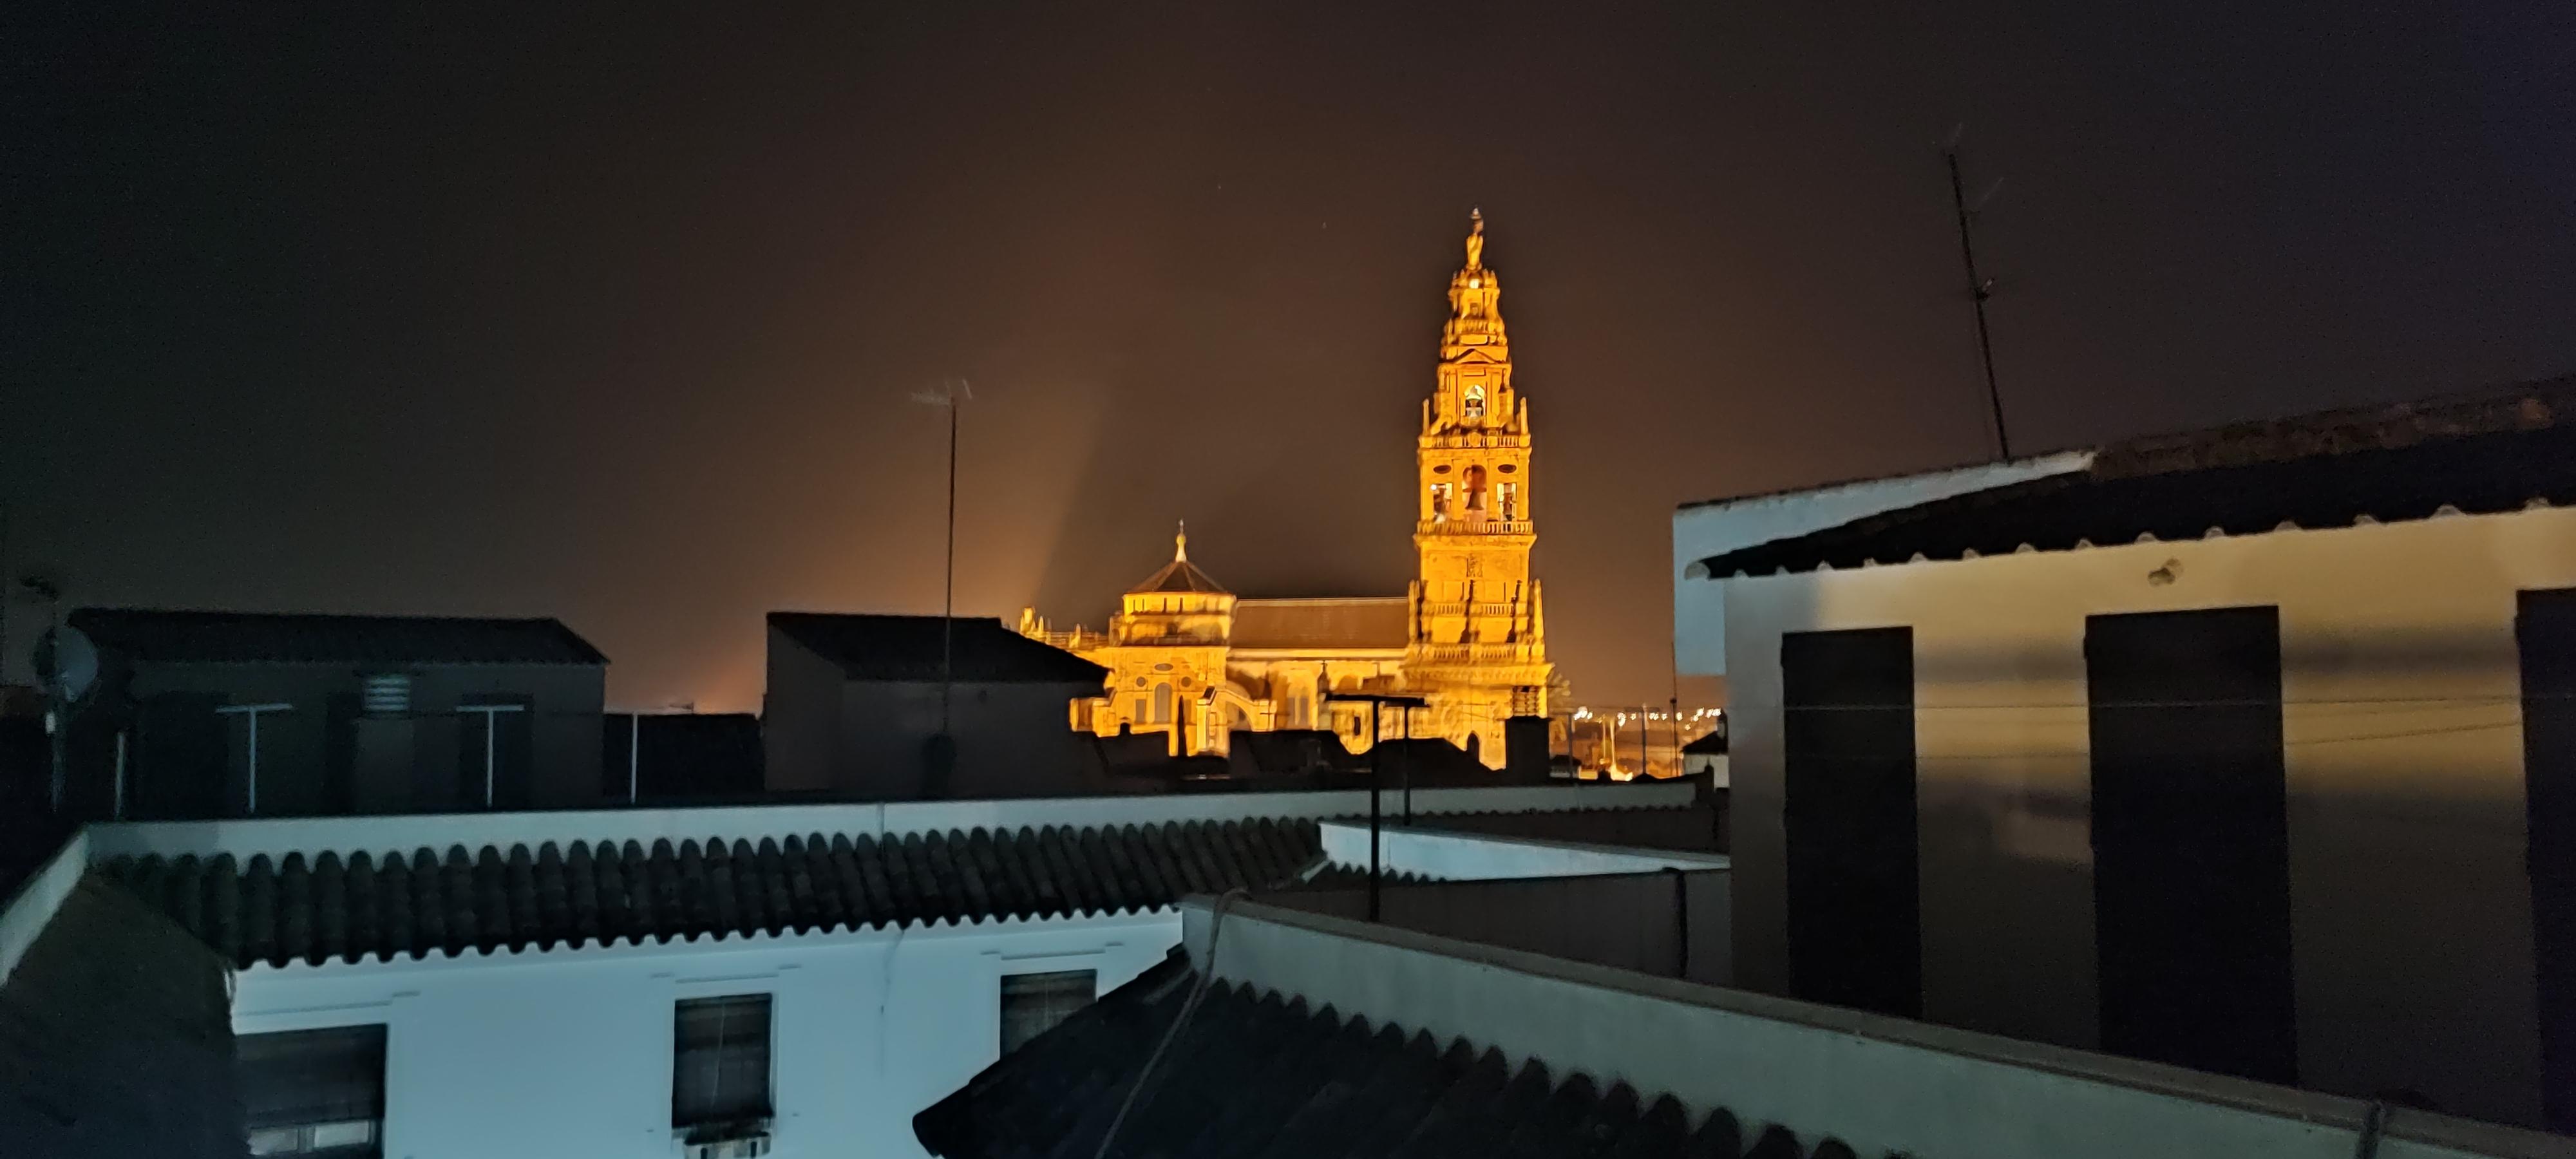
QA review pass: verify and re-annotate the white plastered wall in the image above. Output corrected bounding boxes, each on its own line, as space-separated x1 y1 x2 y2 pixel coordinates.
1715 504 2576 1128
230 910 1179 1159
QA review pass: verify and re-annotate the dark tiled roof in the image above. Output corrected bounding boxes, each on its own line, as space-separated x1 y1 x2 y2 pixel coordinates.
1285 863 1438 890
102 818 1325 968
1421 801 1728 856
1681 730 1730 756
916 952 1861 1159
771 612 1109 684
0 874 248 1158
1229 598 1412 651
1696 384 2576 577
69 608 605 665
1128 554 1228 596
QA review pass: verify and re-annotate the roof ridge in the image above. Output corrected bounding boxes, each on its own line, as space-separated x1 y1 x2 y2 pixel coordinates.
1232 595 1409 605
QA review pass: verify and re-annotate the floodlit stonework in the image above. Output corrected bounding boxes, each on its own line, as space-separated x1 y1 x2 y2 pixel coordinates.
1021 211 1552 766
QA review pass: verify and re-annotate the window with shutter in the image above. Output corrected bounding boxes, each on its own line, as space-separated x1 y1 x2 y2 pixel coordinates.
240 1024 386 1158
673 994 773 1135
999 970 1095 1054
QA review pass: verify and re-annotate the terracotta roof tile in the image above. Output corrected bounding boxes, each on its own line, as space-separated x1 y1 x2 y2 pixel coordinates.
106 818 1327 967
1695 382 2576 578
913 952 1871 1158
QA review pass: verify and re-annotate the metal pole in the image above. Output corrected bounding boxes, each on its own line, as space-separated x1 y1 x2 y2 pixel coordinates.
0 501 10 693
1671 634 1683 778
47 672 64 813
627 711 640 804
484 710 497 807
1946 144 2012 460
111 730 126 821
1671 867 1690 979
46 597 64 814
1401 706 1412 825
246 709 260 815
1637 705 1650 778
1367 701 1382 923
940 389 958 739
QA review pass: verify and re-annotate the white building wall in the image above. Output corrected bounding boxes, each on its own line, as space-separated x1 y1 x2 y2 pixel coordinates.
231 910 1179 1159
1185 900 2553 1159
95 782 1698 1158
1713 504 2576 1128
1671 452 2091 677
122 783 1698 1158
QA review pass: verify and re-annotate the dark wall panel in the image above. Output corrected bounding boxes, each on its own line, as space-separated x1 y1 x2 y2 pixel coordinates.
2519 587 2576 1133
2087 606 2296 1084
1781 627 1920 1018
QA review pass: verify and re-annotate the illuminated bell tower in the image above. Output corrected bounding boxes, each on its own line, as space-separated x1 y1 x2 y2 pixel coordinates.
1408 209 1551 764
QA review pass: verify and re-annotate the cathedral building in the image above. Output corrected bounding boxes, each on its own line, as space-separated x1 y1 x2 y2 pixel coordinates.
1019 211 1551 768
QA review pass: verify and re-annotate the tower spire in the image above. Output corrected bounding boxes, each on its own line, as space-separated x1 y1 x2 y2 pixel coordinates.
1465 207 1485 270
1175 520 1188 561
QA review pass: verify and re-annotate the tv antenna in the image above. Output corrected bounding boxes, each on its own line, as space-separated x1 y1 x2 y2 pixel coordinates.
909 377 974 795
1943 126 2012 460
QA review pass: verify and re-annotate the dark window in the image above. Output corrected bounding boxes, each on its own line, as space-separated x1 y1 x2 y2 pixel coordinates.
135 691 227 819
999 969 1095 1054
2086 606 2296 1084
455 695 533 810
323 692 360 815
240 1024 386 1158
2519 589 2576 1133
1781 627 1921 1019
674 994 772 1132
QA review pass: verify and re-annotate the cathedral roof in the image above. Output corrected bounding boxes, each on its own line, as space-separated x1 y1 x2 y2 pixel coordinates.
1230 597 1411 652
1127 525 1229 595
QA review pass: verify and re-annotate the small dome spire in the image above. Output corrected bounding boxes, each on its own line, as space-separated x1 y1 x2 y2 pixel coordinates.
1465 207 1485 269
1127 522 1227 595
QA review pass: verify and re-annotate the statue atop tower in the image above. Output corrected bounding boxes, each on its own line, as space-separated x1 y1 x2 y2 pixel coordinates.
1442 211 1509 365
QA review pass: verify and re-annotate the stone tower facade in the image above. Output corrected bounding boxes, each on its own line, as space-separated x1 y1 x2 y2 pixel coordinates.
1406 209 1552 760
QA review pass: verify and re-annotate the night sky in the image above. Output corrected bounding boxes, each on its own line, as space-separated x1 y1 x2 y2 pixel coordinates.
8 3 2573 710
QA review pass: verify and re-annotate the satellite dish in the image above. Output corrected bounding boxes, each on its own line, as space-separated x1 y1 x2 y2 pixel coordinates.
33 626 97 703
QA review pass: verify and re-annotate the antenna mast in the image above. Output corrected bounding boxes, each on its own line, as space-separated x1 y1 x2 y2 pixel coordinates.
1944 135 2012 460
